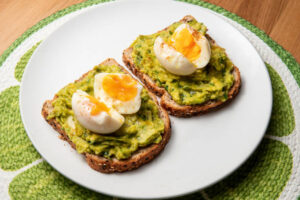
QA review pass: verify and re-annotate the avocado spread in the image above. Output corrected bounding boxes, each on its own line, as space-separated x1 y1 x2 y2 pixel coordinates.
47 64 164 160
131 19 234 105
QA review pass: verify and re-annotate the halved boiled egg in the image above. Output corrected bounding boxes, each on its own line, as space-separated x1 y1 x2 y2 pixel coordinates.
154 23 211 76
94 73 143 114
72 90 124 134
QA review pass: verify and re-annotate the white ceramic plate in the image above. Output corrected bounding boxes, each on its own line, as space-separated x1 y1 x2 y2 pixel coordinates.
20 0 272 199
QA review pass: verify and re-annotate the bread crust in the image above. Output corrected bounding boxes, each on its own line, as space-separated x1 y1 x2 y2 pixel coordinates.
122 15 241 117
42 58 171 173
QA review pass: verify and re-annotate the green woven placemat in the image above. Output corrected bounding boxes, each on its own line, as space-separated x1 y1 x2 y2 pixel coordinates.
0 0 299 199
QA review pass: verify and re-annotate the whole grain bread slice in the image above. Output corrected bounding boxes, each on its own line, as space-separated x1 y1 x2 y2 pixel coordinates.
123 15 241 117
42 58 171 173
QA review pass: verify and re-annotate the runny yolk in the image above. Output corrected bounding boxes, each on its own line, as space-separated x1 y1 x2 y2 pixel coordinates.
86 95 109 116
169 27 201 62
102 74 138 102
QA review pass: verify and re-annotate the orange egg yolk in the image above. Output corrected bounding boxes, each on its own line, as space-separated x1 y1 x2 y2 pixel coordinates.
86 95 109 116
169 27 201 62
102 74 138 102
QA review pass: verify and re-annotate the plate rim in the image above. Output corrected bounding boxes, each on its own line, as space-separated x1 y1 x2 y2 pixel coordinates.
19 0 273 199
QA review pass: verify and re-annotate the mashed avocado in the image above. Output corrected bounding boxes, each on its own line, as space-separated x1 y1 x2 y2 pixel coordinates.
47 64 164 160
131 19 234 105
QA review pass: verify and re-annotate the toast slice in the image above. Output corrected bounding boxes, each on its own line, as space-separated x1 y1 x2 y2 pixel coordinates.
123 15 241 117
42 58 171 173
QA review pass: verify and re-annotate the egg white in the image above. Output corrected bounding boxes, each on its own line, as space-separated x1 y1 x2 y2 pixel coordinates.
94 73 143 114
72 90 124 134
154 23 211 76
154 36 195 76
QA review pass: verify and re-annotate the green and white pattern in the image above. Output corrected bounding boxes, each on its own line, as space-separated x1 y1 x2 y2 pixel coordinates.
0 0 299 199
